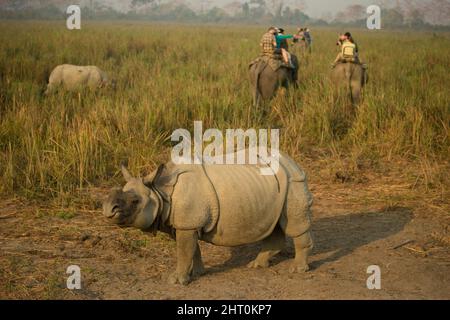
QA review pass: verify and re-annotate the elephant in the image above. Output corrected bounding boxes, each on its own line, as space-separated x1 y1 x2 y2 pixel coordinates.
331 62 368 106
249 54 299 109
102 150 314 285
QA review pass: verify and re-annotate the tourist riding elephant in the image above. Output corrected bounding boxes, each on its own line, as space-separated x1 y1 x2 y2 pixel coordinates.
249 54 299 109
331 62 368 106
102 150 314 285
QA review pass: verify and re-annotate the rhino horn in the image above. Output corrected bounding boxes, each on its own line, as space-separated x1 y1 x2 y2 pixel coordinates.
121 165 133 182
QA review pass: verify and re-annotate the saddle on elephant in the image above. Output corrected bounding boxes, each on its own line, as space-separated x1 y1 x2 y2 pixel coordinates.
249 55 288 72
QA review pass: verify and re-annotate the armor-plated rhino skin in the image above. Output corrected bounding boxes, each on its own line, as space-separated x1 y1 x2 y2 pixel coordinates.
103 151 313 285
45 64 115 94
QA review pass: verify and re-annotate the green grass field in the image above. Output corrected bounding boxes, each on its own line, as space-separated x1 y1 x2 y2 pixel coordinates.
0 21 449 201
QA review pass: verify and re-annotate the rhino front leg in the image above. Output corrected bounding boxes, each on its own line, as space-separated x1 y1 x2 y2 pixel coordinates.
192 243 205 276
168 229 198 285
290 231 313 273
248 226 285 269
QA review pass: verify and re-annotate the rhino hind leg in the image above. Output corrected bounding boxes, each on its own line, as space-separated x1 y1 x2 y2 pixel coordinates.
168 229 198 285
247 226 285 269
289 231 313 273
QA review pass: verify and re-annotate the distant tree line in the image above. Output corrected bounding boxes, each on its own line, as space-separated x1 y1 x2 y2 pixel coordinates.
0 0 448 30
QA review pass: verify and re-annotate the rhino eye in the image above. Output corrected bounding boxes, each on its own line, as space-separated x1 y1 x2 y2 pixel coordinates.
132 199 140 205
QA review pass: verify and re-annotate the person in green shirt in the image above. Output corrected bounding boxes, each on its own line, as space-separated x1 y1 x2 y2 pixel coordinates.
275 28 298 68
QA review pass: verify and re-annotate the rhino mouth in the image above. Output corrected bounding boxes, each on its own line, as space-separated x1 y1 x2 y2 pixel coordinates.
108 205 121 219
103 203 123 220
103 188 141 224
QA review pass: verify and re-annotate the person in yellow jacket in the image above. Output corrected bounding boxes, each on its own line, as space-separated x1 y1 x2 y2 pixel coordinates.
332 32 360 68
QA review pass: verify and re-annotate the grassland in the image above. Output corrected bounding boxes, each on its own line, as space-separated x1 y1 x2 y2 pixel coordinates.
0 21 449 299
0 21 449 202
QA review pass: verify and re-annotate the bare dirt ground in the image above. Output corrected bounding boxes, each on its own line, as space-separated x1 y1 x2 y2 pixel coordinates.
1 165 449 300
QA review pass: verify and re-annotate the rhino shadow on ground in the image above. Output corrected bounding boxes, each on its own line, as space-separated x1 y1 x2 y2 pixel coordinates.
205 207 413 275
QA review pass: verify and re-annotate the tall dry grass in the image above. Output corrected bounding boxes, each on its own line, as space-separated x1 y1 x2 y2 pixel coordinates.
0 21 449 199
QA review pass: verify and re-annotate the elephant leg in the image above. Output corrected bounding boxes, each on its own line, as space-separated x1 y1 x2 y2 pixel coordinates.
168 229 198 285
192 243 205 276
248 226 285 268
292 77 299 89
290 231 313 273
289 64 299 87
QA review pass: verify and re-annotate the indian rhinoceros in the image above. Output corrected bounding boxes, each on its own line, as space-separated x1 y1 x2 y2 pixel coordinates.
45 64 115 95
102 151 313 285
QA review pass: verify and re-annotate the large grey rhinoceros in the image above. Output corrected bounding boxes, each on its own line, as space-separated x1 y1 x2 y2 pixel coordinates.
45 64 115 95
102 151 313 285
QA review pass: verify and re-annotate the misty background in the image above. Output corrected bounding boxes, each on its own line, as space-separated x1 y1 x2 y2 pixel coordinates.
0 0 449 29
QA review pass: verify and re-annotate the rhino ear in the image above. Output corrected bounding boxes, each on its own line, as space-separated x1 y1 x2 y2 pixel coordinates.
143 164 166 185
121 165 133 182
143 164 183 202
155 169 181 189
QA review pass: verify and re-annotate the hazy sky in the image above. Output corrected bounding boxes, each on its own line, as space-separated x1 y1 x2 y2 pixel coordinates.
303 0 375 18
211 0 380 18
1 0 382 19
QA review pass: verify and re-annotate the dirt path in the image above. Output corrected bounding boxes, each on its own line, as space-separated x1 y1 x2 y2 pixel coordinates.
1 179 449 300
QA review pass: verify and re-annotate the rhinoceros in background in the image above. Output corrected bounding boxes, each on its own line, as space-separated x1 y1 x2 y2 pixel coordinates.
103 151 314 285
44 64 116 95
